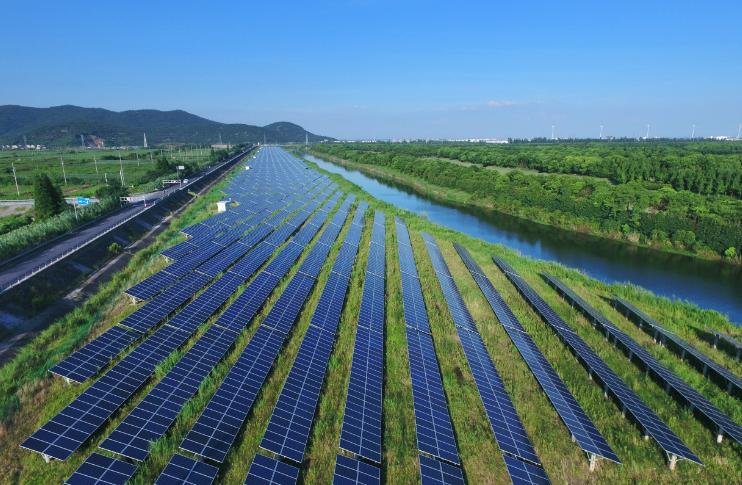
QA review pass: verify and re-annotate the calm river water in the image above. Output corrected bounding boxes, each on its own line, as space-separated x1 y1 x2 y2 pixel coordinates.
304 154 742 323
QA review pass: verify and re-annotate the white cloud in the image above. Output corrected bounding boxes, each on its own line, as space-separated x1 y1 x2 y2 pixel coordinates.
485 99 516 109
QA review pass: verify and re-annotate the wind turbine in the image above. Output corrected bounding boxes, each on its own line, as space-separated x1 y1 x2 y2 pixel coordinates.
551 124 555 140
599 124 604 140
691 124 696 140
645 124 651 139
737 123 741 139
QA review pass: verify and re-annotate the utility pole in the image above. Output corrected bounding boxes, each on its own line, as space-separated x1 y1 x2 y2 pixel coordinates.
599 125 604 140
738 123 741 139
136 152 140 167
73 199 78 222
94 155 99 174
105 172 108 185
12 161 20 197
691 124 696 140
118 150 125 186
60 156 67 185
551 125 555 140
80 134 85 149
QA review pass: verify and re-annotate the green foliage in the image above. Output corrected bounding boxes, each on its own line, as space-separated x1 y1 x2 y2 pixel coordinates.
94 178 129 200
724 246 737 259
32 173 65 220
107 242 122 255
0 213 32 236
311 143 742 259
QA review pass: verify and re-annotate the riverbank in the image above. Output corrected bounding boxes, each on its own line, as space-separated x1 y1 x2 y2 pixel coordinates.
305 148 739 265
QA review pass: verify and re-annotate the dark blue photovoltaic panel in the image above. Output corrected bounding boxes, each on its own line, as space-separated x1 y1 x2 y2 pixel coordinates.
126 271 179 300
244 454 299 485
333 454 380 485
50 326 139 383
418 455 465 485
310 272 351 333
339 326 383 463
154 454 218 485
180 327 284 462
493 256 701 465
229 242 275 278
453 244 618 466
365 244 385 278
263 273 316 335
503 455 551 485
612 297 741 398
357 274 384 334
22 324 190 460
121 272 212 333
332 244 359 278
395 219 460 467
260 326 336 462
64 453 137 485
544 273 742 446
99 326 238 461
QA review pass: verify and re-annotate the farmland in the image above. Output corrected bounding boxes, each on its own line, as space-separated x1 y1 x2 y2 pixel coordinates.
0 147 220 200
0 148 738 484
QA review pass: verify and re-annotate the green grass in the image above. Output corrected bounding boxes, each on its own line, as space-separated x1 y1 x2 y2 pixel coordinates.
0 147 213 199
0 150 738 484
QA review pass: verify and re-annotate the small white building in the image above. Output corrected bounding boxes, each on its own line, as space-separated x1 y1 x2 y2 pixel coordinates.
216 200 230 212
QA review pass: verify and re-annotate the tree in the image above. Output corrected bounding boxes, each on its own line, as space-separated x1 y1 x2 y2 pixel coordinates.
95 179 129 201
33 174 65 220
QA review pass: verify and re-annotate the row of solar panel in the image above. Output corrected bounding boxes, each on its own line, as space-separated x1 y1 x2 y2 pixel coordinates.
61 147 339 484
423 235 552 484
49 182 332 384
542 273 742 446
612 298 741 398
334 211 387 485
26 149 333 464
492 257 702 467
394 217 464 485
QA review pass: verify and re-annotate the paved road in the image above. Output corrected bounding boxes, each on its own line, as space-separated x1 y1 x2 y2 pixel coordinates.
0 201 149 290
0 149 250 292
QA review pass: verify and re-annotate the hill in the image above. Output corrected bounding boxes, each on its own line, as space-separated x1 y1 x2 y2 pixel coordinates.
0 105 334 147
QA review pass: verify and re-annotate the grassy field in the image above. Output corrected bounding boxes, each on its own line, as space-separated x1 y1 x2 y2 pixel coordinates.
0 147 214 199
0 150 738 484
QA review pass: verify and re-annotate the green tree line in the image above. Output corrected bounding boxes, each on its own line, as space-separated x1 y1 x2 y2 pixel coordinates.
338 141 742 197
312 144 742 259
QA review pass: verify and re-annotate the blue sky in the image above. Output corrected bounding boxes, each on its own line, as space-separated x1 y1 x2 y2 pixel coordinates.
2 1 741 139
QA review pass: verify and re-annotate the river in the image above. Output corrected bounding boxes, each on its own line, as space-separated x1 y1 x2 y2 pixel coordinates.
304 154 742 323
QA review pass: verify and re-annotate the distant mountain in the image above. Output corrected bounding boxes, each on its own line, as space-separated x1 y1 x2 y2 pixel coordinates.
0 105 334 147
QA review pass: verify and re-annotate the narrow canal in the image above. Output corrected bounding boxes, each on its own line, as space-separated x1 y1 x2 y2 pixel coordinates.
304 154 742 323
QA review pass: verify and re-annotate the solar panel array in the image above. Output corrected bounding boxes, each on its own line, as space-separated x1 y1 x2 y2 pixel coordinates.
333 211 386 482
712 331 741 361
395 217 463 482
24 148 333 465
543 273 742 446
453 244 619 469
612 298 742 398
422 235 553 481
418 455 465 485
50 180 328 385
178 195 355 465
492 256 701 467
259 202 367 464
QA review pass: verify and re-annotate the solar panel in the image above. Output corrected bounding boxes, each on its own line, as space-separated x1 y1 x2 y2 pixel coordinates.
260 208 364 463
503 455 551 485
99 326 238 461
418 455 465 485
178 327 283 462
544 273 742 446
612 298 741 398
64 453 137 485
244 454 299 485
22 324 190 460
357 274 384 334
452 244 618 467
333 454 380 485
395 219 460 466
49 325 138 383
154 454 218 485
493 257 701 467
120 272 212 333
339 326 384 463
263 274 316 335
125 271 179 300
260 324 336 462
